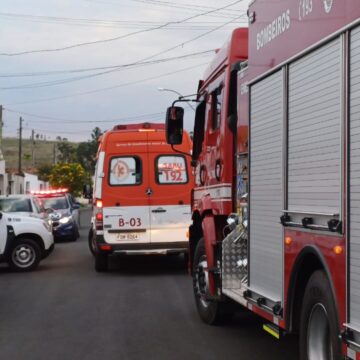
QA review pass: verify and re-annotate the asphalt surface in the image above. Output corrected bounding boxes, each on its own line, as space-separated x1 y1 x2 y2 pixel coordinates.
0 209 298 360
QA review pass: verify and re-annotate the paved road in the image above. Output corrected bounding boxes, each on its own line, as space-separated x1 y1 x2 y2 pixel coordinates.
0 210 298 360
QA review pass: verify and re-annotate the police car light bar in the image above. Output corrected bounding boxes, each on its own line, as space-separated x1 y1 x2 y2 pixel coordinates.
31 188 68 195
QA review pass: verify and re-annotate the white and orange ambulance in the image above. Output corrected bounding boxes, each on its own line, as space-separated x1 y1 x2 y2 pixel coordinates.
89 122 194 271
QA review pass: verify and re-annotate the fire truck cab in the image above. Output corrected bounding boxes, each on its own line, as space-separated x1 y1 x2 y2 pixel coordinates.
91 122 193 272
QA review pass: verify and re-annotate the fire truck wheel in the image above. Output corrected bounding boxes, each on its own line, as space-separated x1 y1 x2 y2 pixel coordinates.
193 238 231 325
299 270 341 360
88 228 95 256
8 238 41 272
95 252 108 272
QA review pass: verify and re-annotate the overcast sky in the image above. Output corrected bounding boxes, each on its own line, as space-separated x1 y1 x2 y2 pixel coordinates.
0 0 250 142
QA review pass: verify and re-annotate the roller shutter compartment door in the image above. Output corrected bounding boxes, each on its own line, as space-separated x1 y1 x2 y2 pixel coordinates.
288 38 341 218
350 25 360 330
249 70 284 302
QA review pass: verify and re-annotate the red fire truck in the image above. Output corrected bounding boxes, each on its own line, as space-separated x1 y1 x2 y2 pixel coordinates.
165 1 360 359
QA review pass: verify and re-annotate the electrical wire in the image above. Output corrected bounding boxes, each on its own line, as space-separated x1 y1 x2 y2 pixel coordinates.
0 12 242 90
0 49 214 78
4 108 165 124
0 12 242 29
89 0 246 19
4 61 207 105
130 0 243 18
0 0 245 56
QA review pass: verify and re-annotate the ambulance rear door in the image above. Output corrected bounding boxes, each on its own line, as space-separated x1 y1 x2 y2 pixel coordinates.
148 152 192 244
102 133 151 244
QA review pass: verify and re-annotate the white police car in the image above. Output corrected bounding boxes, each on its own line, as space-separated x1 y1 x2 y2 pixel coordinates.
0 211 54 271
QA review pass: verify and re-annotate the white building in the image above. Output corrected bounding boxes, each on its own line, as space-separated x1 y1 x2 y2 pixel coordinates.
0 159 6 195
24 172 49 194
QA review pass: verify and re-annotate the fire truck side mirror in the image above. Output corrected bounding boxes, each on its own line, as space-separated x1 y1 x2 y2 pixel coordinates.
165 106 184 145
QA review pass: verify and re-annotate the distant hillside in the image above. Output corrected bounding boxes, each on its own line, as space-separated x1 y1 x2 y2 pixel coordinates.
2 137 78 170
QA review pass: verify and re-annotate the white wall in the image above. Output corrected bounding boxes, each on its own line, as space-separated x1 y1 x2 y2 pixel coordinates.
24 173 49 193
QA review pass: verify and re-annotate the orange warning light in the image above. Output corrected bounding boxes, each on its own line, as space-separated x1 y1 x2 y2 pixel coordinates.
333 246 343 255
285 237 293 246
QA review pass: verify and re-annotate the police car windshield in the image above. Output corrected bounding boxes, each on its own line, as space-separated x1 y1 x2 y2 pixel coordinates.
41 195 68 210
0 198 32 212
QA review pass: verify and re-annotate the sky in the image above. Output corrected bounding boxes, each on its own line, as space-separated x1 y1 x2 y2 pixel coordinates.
0 0 251 142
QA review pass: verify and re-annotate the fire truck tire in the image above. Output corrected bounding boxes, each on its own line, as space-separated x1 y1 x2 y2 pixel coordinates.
88 228 95 256
8 238 41 272
95 252 108 272
299 270 341 360
193 238 232 325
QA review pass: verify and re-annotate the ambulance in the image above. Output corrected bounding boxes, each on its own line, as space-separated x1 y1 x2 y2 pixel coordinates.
89 122 194 272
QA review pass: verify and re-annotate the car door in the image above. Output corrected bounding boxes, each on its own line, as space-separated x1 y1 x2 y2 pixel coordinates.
0 213 8 254
148 153 192 244
102 153 152 244
67 194 80 226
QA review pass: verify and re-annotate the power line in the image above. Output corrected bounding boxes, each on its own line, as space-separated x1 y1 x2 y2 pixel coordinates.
0 12 242 90
131 0 240 13
0 49 214 78
132 14 244 66
130 0 243 18
5 108 165 124
0 11 242 29
0 0 245 56
87 0 244 19
4 61 208 105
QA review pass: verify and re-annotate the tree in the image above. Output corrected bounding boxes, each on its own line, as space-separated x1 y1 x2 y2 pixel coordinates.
76 127 102 173
91 127 102 142
38 164 53 182
49 163 87 196
57 140 76 163
76 142 94 172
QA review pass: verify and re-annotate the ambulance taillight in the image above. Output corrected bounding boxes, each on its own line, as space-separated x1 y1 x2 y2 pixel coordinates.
95 199 103 230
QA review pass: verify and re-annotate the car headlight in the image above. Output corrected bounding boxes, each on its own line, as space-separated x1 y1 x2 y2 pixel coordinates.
59 216 72 224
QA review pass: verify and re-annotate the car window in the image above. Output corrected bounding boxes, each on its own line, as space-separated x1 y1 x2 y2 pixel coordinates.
68 194 75 205
109 156 142 186
32 197 45 213
41 196 69 210
156 155 188 184
0 198 32 212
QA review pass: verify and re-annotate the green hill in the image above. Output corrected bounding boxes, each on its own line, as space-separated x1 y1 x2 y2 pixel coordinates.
2 137 78 170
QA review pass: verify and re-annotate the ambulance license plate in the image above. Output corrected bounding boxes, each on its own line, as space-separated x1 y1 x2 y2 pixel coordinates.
116 233 139 241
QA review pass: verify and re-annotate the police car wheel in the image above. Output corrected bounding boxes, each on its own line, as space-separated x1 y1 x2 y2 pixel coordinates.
8 238 41 272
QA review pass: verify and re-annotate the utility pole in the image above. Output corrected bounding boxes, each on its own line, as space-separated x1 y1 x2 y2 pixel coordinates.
0 105 3 160
18 117 23 174
31 129 35 166
53 143 56 165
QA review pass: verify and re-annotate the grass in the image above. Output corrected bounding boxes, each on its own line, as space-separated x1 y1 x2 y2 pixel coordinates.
2 137 78 170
